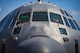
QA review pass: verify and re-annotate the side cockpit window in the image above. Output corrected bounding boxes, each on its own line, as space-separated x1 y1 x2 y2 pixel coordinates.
17 12 30 24
50 12 64 24
0 9 19 31
73 20 80 30
32 12 48 21
59 28 67 35
13 27 21 35
20 13 30 23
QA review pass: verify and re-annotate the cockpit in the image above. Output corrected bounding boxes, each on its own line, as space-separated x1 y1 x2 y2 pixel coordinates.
18 12 48 22
15 10 80 32
16 12 64 25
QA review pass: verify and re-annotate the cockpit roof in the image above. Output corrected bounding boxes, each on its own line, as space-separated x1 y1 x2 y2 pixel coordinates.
19 2 60 14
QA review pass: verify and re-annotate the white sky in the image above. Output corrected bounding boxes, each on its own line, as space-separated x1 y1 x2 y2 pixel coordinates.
71 10 80 17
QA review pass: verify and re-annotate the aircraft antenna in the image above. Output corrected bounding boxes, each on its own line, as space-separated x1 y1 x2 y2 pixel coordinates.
38 0 42 2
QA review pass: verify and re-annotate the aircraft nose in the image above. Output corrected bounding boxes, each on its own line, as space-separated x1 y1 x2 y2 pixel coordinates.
17 37 68 53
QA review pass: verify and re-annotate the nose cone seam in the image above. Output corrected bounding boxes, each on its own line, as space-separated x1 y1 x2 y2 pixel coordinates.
31 35 49 38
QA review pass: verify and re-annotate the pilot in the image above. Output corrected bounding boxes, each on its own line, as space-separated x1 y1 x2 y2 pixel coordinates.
52 17 59 23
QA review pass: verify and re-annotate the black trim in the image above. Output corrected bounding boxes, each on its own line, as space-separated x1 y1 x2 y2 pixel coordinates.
75 39 78 53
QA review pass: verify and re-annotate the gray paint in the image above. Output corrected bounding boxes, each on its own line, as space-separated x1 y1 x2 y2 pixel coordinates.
0 1 80 53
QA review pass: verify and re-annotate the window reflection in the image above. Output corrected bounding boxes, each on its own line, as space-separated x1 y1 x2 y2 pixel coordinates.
32 12 48 21
17 12 30 24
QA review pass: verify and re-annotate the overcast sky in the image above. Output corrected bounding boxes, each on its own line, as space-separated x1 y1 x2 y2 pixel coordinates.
0 0 80 21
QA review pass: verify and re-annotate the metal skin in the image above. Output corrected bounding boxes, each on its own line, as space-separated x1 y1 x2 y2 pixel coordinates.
0 0 80 53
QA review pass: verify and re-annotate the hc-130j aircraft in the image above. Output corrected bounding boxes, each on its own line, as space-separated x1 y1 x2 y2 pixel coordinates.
0 0 80 53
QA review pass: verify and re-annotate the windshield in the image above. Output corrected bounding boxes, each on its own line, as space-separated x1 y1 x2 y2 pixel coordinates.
17 12 30 24
19 12 30 23
50 12 64 24
32 12 48 21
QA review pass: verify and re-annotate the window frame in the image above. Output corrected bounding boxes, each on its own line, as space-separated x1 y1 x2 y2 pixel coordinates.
10 9 20 27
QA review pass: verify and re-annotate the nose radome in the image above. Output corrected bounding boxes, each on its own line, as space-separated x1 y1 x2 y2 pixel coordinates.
18 37 68 53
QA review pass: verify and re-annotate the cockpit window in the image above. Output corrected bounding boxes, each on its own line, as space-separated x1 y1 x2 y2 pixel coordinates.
59 28 67 35
20 12 30 23
68 19 77 30
64 11 69 17
50 12 64 24
32 12 48 21
63 16 70 27
17 12 30 24
69 14 73 18
13 27 21 35
60 9 65 15
73 20 80 30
